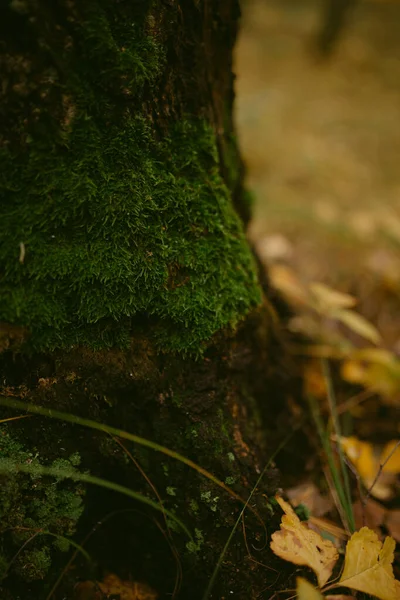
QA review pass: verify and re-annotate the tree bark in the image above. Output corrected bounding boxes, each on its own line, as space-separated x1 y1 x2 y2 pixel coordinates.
0 1 299 598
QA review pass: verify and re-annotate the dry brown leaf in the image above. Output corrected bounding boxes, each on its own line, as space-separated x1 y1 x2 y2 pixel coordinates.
338 527 400 600
353 498 387 538
309 282 357 311
270 496 338 587
268 264 310 306
332 308 381 344
341 354 400 402
75 574 158 600
287 482 333 518
353 500 400 543
308 516 348 545
386 509 400 543
296 577 324 599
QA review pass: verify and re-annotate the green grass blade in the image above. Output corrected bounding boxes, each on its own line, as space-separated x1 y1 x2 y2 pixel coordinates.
0 460 191 539
321 359 355 532
202 426 301 600
0 396 250 509
308 394 350 531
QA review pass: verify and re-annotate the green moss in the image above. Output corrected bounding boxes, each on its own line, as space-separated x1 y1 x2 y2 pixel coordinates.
13 548 51 582
0 427 85 582
0 2 262 355
0 118 260 354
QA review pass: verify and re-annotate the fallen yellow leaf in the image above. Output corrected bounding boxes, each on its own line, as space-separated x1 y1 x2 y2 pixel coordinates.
296 577 324 599
270 496 338 587
341 351 400 402
338 527 400 600
340 436 400 500
332 308 381 345
339 436 377 483
380 440 400 474
309 282 357 311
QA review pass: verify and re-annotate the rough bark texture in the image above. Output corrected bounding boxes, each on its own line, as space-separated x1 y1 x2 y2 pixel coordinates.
0 1 301 598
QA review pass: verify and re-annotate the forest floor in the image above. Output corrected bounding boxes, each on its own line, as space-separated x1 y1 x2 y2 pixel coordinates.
235 0 400 593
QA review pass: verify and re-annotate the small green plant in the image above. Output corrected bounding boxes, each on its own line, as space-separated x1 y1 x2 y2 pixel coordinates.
186 528 204 554
200 490 219 513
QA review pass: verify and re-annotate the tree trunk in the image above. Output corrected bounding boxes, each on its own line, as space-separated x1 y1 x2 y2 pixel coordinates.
0 1 300 598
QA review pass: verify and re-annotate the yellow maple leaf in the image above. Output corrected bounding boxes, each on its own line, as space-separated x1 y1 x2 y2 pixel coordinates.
338 527 400 600
270 496 339 587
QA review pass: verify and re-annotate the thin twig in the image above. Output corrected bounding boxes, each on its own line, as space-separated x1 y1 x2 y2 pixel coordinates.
364 439 400 506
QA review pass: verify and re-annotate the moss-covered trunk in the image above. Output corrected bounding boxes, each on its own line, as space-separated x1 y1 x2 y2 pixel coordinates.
0 1 300 598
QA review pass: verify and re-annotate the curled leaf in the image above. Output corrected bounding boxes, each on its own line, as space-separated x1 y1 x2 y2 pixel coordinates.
338 527 400 600
270 496 338 587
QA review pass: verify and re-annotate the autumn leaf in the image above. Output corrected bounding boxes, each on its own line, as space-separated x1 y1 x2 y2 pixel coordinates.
341 350 400 402
269 264 310 305
296 577 356 600
338 527 400 600
332 308 381 344
380 439 400 474
309 282 357 311
296 577 324 599
270 496 339 587
75 574 158 600
339 436 400 500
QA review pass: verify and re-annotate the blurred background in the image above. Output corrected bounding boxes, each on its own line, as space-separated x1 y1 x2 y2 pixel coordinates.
234 0 400 442
235 0 400 350
235 0 400 296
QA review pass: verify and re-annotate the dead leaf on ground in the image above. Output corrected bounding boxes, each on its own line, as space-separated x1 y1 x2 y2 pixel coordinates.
296 577 324 599
386 509 400 543
287 482 333 518
332 308 381 345
341 348 400 404
75 574 158 600
353 499 400 543
309 282 357 311
340 436 400 500
268 264 310 305
353 498 387 538
338 527 400 600
308 516 347 546
270 496 339 587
